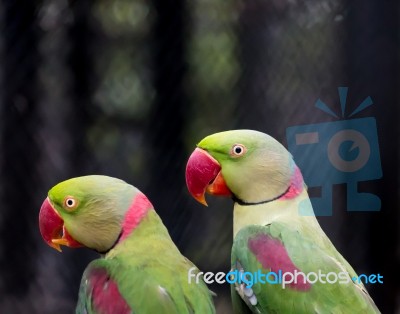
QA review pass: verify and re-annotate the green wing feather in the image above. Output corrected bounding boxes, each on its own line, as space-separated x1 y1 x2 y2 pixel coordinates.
231 223 380 314
77 260 215 314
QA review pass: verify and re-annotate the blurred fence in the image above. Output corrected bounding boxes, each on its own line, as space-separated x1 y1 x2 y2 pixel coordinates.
0 0 398 313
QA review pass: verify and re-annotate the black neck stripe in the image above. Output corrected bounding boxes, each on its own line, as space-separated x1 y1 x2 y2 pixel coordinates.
96 230 123 255
232 185 291 206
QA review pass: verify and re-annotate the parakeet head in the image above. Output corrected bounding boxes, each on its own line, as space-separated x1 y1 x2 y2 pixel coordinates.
39 175 140 253
185 130 295 205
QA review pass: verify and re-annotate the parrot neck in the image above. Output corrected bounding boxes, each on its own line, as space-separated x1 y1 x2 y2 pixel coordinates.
232 165 304 206
100 192 153 254
232 185 290 206
105 206 175 259
233 189 319 237
119 192 153 242
233 166 319 237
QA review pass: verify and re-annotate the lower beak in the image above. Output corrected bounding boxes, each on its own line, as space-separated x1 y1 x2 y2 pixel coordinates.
38 198 82 252
185 148 231 206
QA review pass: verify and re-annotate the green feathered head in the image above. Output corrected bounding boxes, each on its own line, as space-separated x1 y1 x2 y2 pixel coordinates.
39 175 138 253
185 129 294 204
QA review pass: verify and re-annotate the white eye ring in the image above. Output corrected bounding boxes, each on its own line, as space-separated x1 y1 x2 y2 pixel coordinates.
64 197 77 209
231 144 247 157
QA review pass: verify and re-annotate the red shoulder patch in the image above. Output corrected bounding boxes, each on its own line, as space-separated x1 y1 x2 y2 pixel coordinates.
248 233 311 291
89 268 132 314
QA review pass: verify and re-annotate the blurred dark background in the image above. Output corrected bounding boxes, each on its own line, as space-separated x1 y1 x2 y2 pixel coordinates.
0 0 398 313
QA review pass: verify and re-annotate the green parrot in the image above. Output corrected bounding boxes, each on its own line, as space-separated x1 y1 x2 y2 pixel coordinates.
185 129 380 314
39 175 216 314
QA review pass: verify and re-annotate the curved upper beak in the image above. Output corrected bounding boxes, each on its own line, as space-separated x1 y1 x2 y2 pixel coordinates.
39 197 81 252
185 148 231 206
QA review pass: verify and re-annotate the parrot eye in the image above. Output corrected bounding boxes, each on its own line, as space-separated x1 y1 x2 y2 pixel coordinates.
64 197 78 210
230 144 247 157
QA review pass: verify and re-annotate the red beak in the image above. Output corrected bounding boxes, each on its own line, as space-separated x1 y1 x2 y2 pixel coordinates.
185 148 231 206
39 197 82 252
